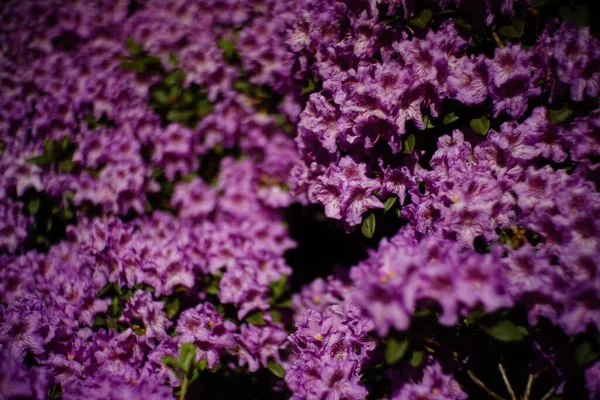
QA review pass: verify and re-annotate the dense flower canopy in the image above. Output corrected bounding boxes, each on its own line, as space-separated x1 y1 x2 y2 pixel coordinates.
1 0 599 399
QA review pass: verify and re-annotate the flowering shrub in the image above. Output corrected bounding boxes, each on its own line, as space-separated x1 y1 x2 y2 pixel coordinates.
1 0 600 399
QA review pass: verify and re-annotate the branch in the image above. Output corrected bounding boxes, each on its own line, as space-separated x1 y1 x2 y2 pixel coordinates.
540 386 556 400
498 364 518 400
492 32 505 49
522 374 534 400
467 370 507 400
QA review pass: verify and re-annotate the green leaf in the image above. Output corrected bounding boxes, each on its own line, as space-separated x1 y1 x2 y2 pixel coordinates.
361 213 376 239
162 356 183 379
108 297 120 317
410 350 424 367
59 160 74 173
422 115 435 129
168 52 179 66
498 19 525 39
165 69 185 86
559 5 589 28
469 116 490 135
218 36 238 63
26 153 54 166
178 343 197 374
482 319 528 342
233 79 253 95
302 78 318 95
270 309 282 323
403 134 416 154
269 275 287 302
385 337 410 365
197 358 208 371
384 196 397 213
443 112 459 125
48 383 63 399
60 135 71 151
166 109 195 122
548 106 572 125
206 278 220 296
125 37 143 55
245 311 266 326
267 360 286 378
196 98 214 118
164 297 180 319
93 313 107 328
574 340 600 367
408 9 433 29
98 282 114 298
27 198 41 215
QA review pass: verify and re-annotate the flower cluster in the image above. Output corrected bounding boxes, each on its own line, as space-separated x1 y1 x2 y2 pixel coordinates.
2 0 600 399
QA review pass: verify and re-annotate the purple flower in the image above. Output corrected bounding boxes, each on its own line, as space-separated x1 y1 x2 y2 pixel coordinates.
175 302 236 369
391 361 467 400
0 349 50 400
236 323 287 372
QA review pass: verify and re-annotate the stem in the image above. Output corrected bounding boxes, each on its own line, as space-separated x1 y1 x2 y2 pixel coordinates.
522 374 534 400
540 386 556 400
179 377 188 400
467 370 507 400
492 32 505 49
498 364 518 400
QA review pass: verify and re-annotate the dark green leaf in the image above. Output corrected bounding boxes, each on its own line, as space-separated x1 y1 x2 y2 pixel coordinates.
443 112 459 125
165 69 185 86
453 17 472 30
385 337 409 365
108 297 120 317
60 135 71 151
164 297 180 319
245 311 266 326
197 358 208 371
27 198 40 215
408 9 432 28
233 79 253 95
26 153 54 166
302 78 318 95
361 213 376 239
422 115 435 129
559 5 589 28
267 360 286 378
270 310 282 323
549 107 572 125
59 160 74 173
168 53 179 66
98 282 114 297
178 343 197 374
166 109 195 122
269 275 287 302
384 196 397 213
196 98 214 118
218 36 238 63
206 278 220 295
48 384 63 399
403 134 416 154
482 319 528 342
575 340 600 367
93 313 107 328
273 298 292 308
125 37 143 55
410 350 424 367
469 116 490 135
498 19 525 39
